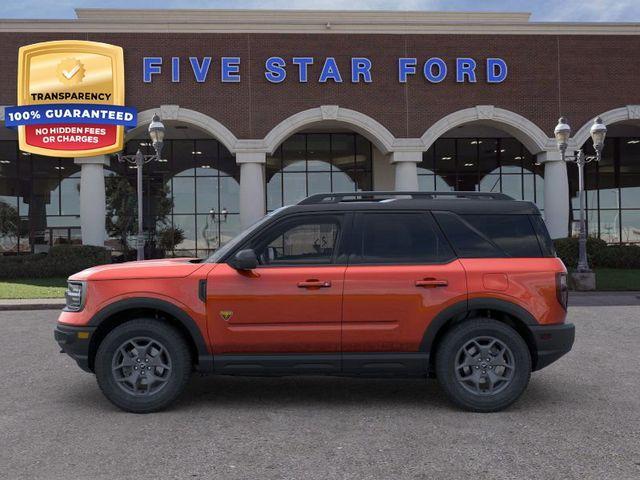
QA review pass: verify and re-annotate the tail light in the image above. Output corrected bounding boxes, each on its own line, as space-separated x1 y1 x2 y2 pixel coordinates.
556 272 568 310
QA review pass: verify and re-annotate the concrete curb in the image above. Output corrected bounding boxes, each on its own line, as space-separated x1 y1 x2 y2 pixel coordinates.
0 299 65 311
568 291 640 307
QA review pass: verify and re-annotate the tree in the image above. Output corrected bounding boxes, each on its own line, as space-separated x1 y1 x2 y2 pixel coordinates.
104 176 173 254
0 201 21 252
157 226 185 255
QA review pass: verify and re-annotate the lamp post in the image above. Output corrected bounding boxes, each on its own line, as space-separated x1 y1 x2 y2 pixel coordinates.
554 116 607 273
117 113 166 261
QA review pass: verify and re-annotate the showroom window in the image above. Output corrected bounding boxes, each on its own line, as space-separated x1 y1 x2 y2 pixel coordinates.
112 138 240 257
569 137 640 244
0 141 80 254
419 138 544 211
266 133 373 211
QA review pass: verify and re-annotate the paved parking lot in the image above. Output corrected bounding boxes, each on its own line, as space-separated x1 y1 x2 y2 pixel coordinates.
0 306 639 480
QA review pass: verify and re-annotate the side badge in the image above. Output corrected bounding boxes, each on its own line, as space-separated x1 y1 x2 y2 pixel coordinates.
219 310 233 321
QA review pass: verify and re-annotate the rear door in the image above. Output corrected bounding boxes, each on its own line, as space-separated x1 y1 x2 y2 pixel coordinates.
341 211 467 356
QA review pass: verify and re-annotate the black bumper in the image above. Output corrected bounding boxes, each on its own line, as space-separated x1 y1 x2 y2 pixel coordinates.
54 324 96 373
529 322 575 371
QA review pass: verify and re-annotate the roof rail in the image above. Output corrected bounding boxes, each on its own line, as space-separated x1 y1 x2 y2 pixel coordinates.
298 191 512 205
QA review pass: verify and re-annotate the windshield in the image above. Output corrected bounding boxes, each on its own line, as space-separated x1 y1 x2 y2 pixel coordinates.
206 207 288 263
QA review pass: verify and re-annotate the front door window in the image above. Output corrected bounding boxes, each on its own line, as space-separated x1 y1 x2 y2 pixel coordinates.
258 220 340 266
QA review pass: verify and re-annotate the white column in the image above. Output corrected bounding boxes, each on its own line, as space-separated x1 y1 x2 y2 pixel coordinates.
538 151 569 239
391 151 421 191
237 151 266 229
74 155 109 246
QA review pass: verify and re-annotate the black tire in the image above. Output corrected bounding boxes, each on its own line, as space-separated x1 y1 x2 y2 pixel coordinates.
435 318 531 412
95 319 192 413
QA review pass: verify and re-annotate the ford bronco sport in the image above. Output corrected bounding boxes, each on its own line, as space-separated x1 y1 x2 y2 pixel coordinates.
55 191 574 413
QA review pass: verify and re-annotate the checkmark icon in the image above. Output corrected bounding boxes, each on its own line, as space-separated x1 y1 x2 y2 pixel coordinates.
57 59 84 85
62 64 80 79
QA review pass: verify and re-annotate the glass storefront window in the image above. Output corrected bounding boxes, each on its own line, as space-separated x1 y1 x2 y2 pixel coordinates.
266 133 373 211
621 175 640 209
0 147 83 253
569 136 640 244
196 177 219 214
3 131 640 256
172 177 196 214
421 137 543 203
110 138 240 258
479 173 501 193
621 210 640 243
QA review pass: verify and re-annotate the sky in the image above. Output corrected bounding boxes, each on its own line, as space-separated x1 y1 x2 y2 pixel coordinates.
0 0 639 22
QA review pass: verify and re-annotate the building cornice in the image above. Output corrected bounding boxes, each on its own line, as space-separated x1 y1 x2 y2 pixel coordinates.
0 9 638 35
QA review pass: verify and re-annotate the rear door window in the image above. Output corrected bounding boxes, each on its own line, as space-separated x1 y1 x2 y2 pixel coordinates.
353 212 454 264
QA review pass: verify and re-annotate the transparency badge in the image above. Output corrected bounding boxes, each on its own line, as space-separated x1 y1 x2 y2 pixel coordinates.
5 40 137 157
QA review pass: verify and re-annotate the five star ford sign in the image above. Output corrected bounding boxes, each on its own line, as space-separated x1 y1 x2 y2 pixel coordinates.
4 40 137 157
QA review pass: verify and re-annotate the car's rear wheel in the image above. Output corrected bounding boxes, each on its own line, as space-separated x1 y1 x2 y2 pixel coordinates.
435 318 531 412
95 319 191 413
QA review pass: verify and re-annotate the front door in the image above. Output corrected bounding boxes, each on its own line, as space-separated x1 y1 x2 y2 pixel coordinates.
207 213 348 356
341 212 467 364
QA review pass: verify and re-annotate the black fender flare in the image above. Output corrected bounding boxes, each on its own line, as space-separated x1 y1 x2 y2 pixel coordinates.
419 297 537 353
88 297 213 372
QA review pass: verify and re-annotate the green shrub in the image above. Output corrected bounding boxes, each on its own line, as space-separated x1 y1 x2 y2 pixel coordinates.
0 245 110 279
594 245 640 269
554 237 640 269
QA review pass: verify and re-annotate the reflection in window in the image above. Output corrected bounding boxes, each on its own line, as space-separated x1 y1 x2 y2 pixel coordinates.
257 220 339 265
419 138 543 206
569 137 640 244
266 133 373 211
358 213 454 263
0 143 82 254
117 138 241 257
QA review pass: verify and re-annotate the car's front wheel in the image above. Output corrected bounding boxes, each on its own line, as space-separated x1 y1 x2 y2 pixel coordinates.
435 318 531 412
95 319 192 413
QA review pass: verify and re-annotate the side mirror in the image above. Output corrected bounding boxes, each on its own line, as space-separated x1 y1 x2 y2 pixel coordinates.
228 249 258 271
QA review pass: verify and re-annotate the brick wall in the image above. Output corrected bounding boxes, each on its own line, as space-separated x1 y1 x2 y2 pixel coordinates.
0 32 638 140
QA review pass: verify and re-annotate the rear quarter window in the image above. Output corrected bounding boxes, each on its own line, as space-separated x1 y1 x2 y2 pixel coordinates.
434 212 546 258
461 214 543 257
530 214 557 257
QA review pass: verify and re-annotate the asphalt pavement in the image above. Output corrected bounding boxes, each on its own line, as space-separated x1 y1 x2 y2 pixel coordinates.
0 307 639 480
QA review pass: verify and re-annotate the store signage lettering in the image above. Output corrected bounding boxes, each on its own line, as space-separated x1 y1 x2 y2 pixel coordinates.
143 56 508 84
5 40 136 157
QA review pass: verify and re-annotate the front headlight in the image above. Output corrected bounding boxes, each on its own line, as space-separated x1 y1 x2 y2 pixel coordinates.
64 281 86 312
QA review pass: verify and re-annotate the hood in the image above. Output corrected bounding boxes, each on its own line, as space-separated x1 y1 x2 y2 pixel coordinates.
69 258 206 281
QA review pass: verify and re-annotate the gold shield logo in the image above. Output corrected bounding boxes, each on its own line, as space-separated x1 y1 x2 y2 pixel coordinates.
16 40 126 157
219 310 234 321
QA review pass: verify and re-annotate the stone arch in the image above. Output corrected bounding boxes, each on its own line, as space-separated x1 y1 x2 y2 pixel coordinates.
420 105 553 154
263 105 396 155
127 105 239 153
572 105 640 148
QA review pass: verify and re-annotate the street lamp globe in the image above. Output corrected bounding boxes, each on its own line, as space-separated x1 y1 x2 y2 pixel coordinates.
554 117 571 153
148 113 165 156
590 116 607 154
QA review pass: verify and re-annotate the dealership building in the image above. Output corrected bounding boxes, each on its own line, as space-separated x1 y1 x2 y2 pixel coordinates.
0 8 640 256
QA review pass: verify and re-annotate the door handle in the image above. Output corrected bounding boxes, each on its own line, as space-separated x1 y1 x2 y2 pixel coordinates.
297 280 332 288
415 279 448 288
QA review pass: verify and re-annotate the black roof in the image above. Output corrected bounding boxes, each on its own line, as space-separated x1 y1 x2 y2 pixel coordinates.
275 191 540 216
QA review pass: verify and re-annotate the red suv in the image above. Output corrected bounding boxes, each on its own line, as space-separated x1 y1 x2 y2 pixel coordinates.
55 191 574 413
